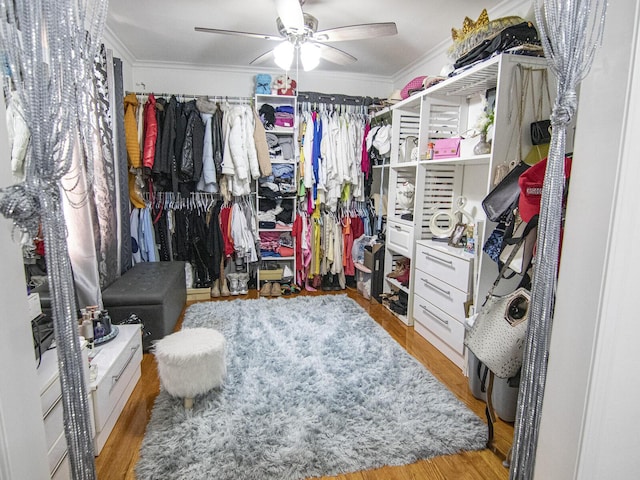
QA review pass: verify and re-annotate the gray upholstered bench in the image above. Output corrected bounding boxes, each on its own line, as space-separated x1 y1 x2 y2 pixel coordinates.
34 261 187 352
101 261 186 351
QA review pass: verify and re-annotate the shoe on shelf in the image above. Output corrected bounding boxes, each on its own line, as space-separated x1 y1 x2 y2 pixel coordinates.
396 268 410 287
387 258 408 279
238 273 249 294
271 282 282 297
260 282 272 297
210 279 220 298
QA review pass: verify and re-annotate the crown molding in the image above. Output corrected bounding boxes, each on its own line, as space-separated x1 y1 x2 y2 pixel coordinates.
102 25 135 66
131 59 392 84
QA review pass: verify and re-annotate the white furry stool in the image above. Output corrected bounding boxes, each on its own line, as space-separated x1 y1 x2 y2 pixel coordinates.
153 328 226 409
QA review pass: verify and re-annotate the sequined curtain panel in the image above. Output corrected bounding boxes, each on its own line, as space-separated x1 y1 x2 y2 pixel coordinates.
510 1 607 478
62 43 119 308
111 55 133 273
0 1 109 479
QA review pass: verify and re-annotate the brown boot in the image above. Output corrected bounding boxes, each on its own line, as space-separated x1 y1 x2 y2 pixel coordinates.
259 282 272 297
271 282 282 297
210 279 220 298
220 258 230 296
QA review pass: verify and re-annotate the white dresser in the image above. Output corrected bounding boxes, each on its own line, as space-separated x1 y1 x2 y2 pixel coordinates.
412 240 473 370
89 324 143 455
36 342 91 480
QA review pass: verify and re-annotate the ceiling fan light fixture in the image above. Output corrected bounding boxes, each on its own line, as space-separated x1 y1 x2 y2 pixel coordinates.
273 41 294 70
301 42 321 71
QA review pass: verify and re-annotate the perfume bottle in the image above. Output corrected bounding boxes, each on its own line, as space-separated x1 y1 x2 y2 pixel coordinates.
94 321 106 340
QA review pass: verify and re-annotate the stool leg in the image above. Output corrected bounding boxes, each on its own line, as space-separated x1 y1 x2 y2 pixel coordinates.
184 397 194 409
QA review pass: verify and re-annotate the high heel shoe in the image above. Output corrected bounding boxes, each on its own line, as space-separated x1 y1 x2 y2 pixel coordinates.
387 258 408 279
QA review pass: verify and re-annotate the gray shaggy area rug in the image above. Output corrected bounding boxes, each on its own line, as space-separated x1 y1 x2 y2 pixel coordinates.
136 295 486 480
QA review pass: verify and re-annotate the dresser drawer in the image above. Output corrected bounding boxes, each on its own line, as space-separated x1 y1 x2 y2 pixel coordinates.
413 272 470 322
415 243 472 292
91 327 142 434
52 452 70 480
39 362 62 418
413 294 465 355
43 392 64 451
48 431 68 477
387 221 413 258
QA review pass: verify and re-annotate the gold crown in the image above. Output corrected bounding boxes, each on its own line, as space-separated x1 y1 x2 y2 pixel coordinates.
451 9 490 42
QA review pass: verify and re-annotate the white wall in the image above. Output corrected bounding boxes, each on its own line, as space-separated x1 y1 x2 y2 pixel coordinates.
0 98 50 479
129 62 392 99
535 1 640 478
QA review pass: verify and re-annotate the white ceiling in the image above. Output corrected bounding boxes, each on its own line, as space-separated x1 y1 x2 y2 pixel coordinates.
106 0 504 78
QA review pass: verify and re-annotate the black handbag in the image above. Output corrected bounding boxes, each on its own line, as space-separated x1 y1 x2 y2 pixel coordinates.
482 162 530 222
454 21 540 69
530 119 552 145
529 69 552 145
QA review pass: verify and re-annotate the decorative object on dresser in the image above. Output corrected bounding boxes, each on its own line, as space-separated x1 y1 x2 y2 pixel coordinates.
136 296 486 480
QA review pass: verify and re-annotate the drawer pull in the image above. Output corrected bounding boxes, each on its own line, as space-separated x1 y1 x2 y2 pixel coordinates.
43 393 62 420
394 225 403 231
424 252 454 267
422 278 451 297
420 304 449 326
110 344 140 393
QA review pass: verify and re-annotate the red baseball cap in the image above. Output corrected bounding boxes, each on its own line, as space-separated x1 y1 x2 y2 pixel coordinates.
518 156 573 222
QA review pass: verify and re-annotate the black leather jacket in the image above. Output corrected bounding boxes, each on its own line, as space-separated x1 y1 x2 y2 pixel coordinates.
179 100 204 187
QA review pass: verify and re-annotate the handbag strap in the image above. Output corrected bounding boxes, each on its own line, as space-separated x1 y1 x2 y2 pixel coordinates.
528 67 552 122
483 224 528 302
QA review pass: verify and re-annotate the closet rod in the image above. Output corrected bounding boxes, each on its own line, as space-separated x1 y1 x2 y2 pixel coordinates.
126 91 252 103
297 91 376 106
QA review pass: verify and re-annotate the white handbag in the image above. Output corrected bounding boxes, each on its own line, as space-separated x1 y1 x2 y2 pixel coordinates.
465 287 530 378
465 235 531 378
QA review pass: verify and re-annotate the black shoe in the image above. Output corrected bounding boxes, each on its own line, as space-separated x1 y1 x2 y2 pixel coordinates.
322 275 332 291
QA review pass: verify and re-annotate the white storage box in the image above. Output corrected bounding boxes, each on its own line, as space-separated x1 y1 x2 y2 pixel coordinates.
355 263 372 300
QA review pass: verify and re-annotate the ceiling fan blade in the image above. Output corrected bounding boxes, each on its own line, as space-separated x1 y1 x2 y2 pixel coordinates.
313 22 398 42
314 42 357 65
275 0 304 32
195 27 282 42
250 50 275 66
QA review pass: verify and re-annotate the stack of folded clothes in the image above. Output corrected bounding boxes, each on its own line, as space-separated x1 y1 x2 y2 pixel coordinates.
259 231 294 257
275 105 295 128
258 198 294 227
266 133 283 162
258 164 296 198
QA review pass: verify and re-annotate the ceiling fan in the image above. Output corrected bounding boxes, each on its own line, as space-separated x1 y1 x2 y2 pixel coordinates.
194 0 397 71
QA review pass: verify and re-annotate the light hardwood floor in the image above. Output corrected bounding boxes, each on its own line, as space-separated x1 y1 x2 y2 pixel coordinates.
95 289 513 479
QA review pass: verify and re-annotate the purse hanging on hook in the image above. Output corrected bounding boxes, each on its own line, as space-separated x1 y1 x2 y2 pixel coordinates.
529 69 552 146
